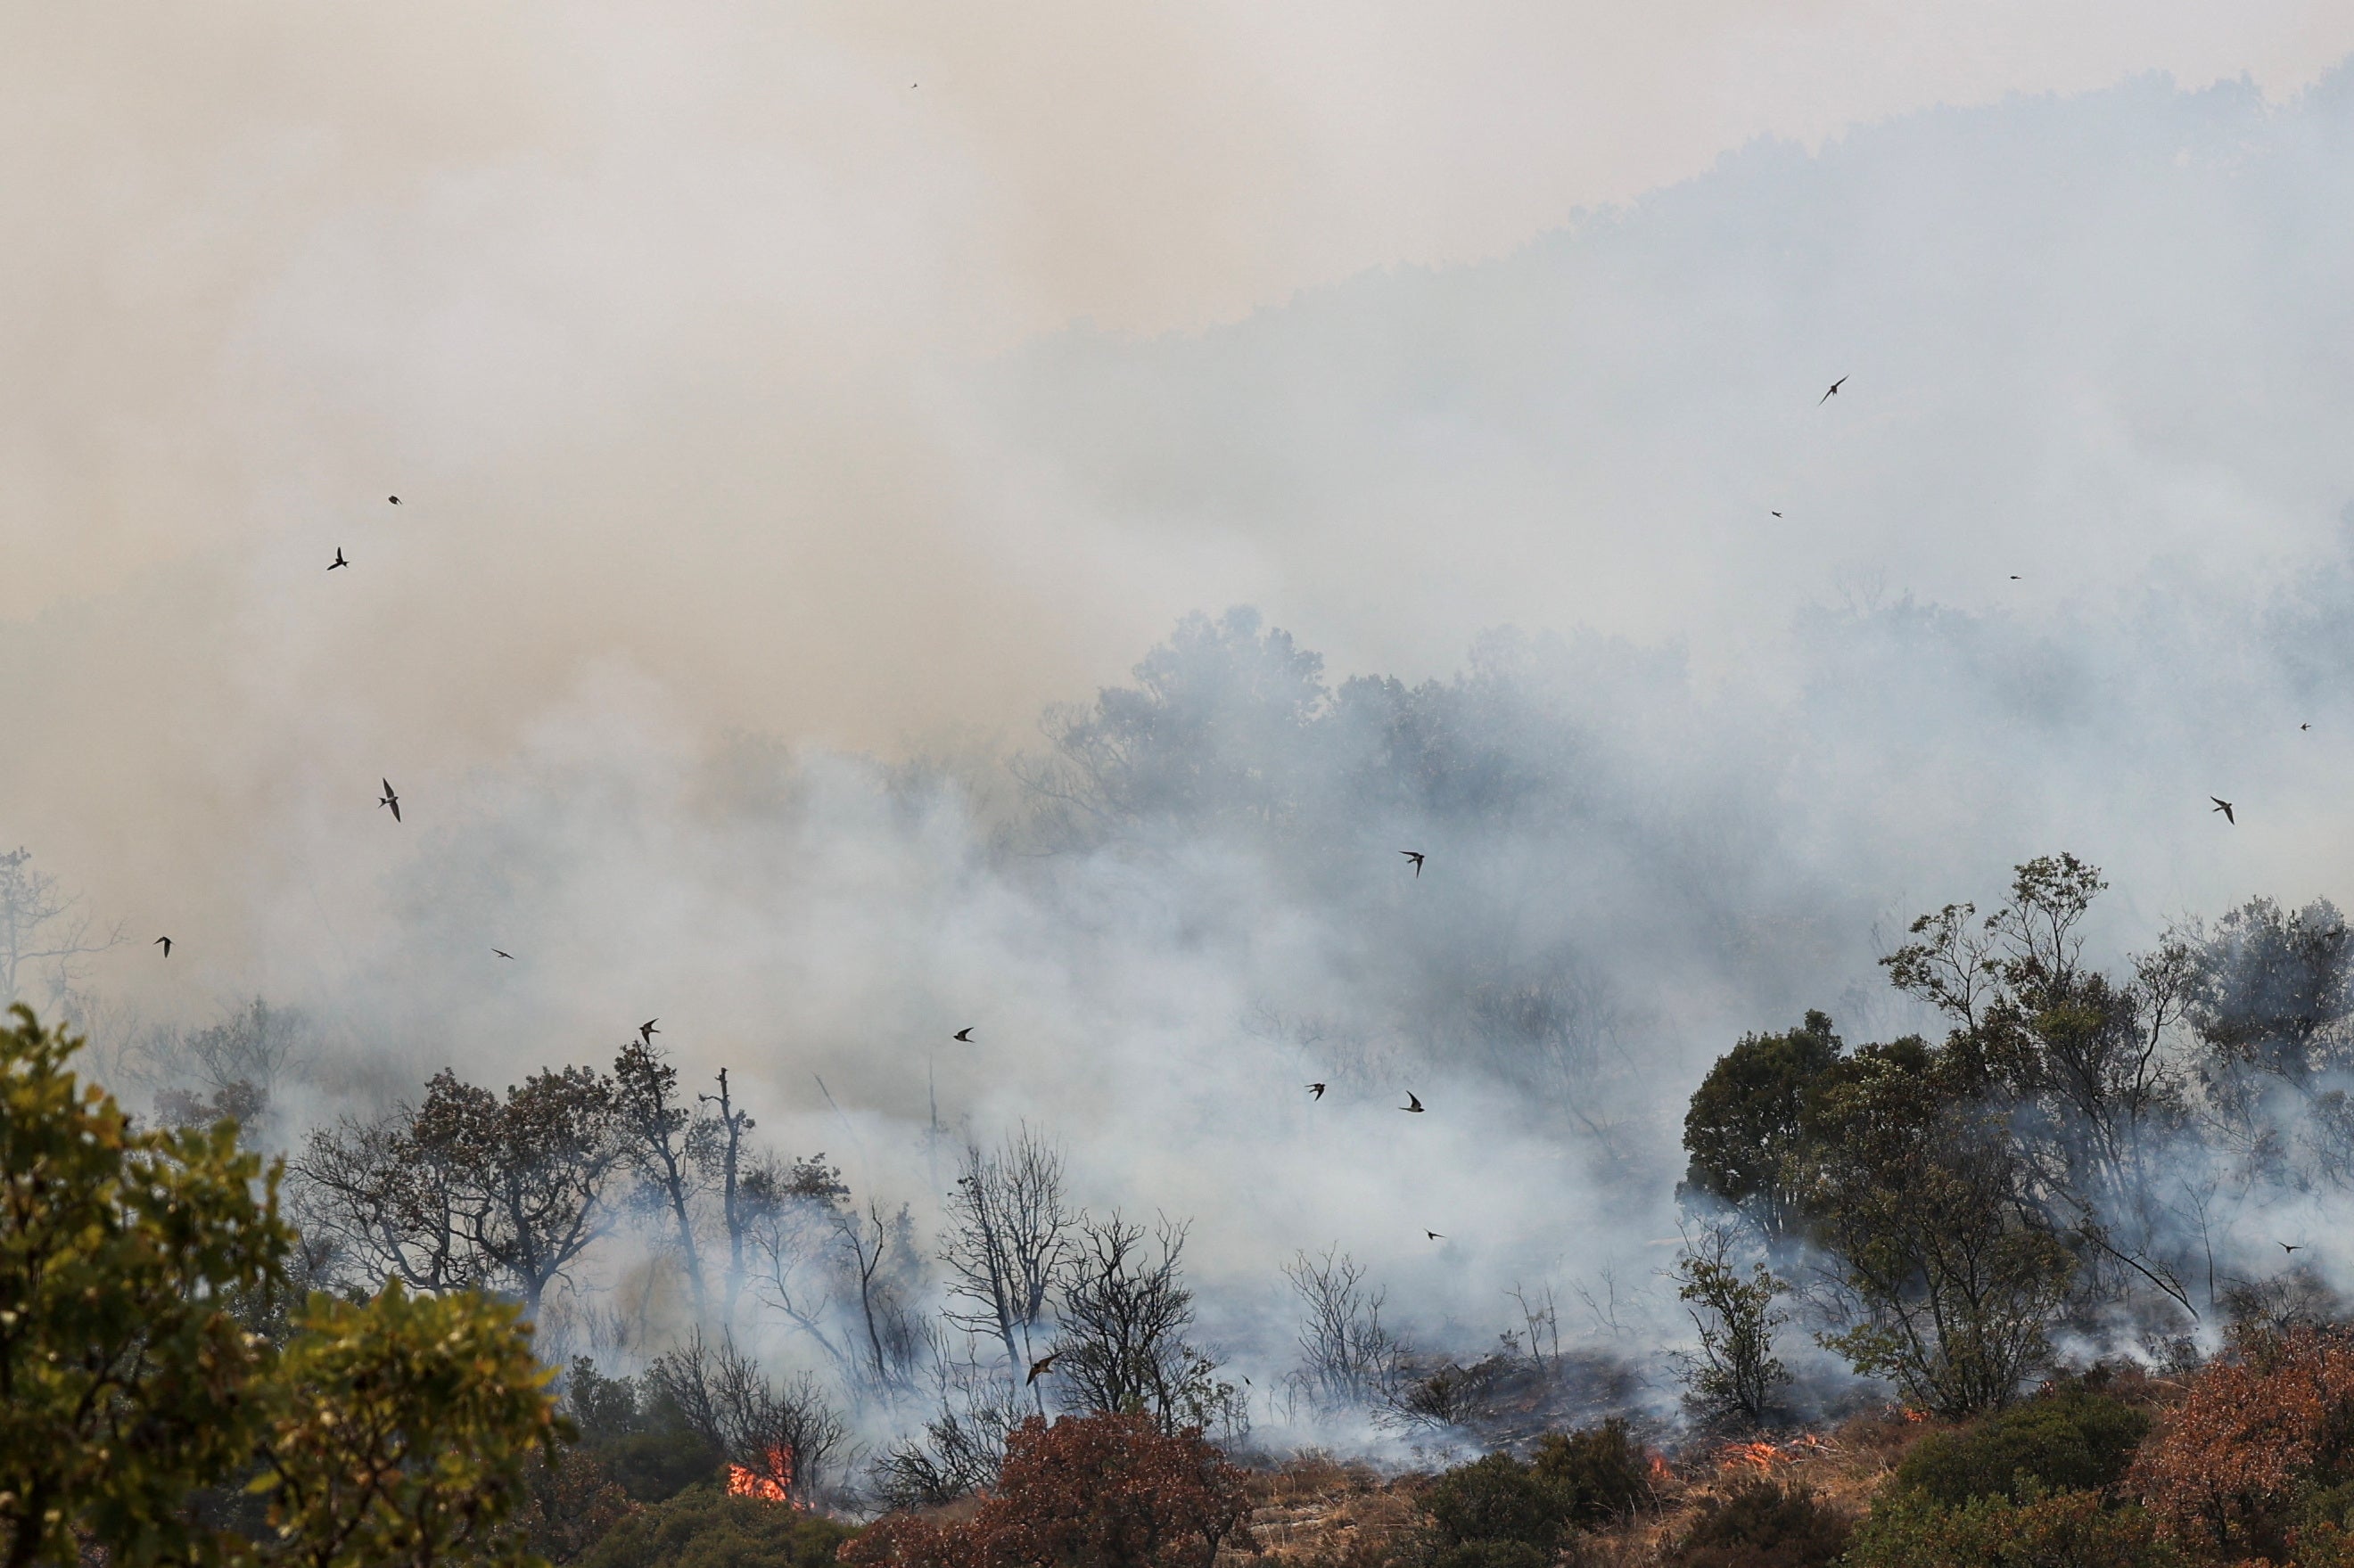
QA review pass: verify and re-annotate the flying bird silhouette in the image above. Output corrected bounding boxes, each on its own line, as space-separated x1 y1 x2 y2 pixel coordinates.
2303 723 2313 731
1402 1092 1425 1113
1427 1230 1444 1241
2211 797 2235 825
154 936 172 956
328 547 347 571
1818 375 1847 405
1401 850 1425 876
1026 1352 1059 1385
638 1019 659 1044
2282 1242 2304 1254
493 948 513 960
378 779 400 822
2010 575 2022 580
1770 511 1782 518
1306 1082 1326 1100
952 1026 975 1042
387 496 399 505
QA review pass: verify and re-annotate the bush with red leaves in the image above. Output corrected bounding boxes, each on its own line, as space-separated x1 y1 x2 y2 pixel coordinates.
840 1412 1257 1568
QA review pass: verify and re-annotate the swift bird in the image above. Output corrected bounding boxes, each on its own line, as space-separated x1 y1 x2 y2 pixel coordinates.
493 948 514 960
1401 850 1425 876
387 496 400 505
1026 1351 1060 1385
1818 375 1847 405
638 1019 660 1044
2010 575 2022 580
1427 1230 1444 1241
2303 723 2313 731
1771 511 1782 518
2211 797 2235 825
328 547 348 571
952 1026 975 1042
1402 1092 1425 1113
154 936 172 956
378 778 401 822
2282 1242 2304 1254
1306 1082 1327 1100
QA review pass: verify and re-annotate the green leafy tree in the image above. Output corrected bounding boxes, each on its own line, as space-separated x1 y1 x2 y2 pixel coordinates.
1 1005 567 1568
1 1002 289 1568
1678 1012 1842 1248
1672 1225 1790 1426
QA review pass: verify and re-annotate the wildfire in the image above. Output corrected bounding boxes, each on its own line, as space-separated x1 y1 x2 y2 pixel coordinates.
727 1446 796 1506
1715 1433 1835 1474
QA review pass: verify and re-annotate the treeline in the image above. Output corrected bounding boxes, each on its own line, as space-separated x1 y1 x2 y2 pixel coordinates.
1676 852 2354 1424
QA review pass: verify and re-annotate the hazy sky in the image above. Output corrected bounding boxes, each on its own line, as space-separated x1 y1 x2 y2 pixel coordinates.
13 5 2354 1393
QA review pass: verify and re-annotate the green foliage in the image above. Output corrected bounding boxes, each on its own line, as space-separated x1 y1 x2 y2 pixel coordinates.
1420 1455 1569 1553
1677 1012 1843 1246
0 1004 569 1568
1673 1480 1850 1568
0 1002 292 1568
1894 1392 2152 1507
1673 1229 1790 1425
564 1359 723 1504
1531 1419 1656 1528
258 1282 563 1568
580 1485 852 1568
1845 1485 2178 1568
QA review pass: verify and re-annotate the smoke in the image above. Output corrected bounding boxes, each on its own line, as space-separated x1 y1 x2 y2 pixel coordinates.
16 13 2354 1447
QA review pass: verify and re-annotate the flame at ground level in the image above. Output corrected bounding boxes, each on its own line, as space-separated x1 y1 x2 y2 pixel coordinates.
728 1447 795 1506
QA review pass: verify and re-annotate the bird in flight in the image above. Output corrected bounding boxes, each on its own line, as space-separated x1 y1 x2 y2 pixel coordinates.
638 1019 660 1045
387 496 400 505
1401 850 1425 876
2302 723 2313 732
952 1026 975 1042
493 948 514 960
1306 1082 1327 1100
1402 1092 1425 1113
1771 511 1782 518
1818 375 1847 405
328 547 348 571
2010 575 2022 581
1427 1230 1444 1241
154 936 172 956
378 778 400 822
2282 1241 2304 1254
2211 797 2235 825
1026 1351 1060 1385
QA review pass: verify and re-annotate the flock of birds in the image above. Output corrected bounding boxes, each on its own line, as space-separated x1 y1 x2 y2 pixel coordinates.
133 387 2308 1279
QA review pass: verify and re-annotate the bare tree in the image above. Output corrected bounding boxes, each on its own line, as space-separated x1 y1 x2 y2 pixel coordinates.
835 1197 931 1400
1283 1247 1405 1414
0 846 123 1008
941 1127 1076 1388
292 1108 484 1295
648 1331 852 1507
870 1347 1030 1508
697 1067 759 1323
743 1148 858 1377
613 1038 716 1318
1051 1213 1241 1437
1507 1281 1561 1377
140 997 312 1139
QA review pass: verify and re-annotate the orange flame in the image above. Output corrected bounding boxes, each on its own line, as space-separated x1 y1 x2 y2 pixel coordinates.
1719 1441 1779 1473
727 1446 795 1505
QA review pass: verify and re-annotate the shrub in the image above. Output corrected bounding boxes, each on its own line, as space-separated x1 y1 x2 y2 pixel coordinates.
2129 1326 2354 1561
1894 1391 2151 1506
1421 1454 1570 1553
1675 1480 1850 1568
581 1484 853 1568
1846 1486 2179 1568
1531 1419 1657 1527
840 1412 1255 1568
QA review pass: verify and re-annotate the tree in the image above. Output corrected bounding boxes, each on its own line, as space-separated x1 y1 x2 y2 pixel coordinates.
696 1069 758 1323
257 1284 564 1568
1678 1011 1843 1249
646 1332 850 1509
0 1004 562 1568
843 1413 1255 1568
0 849 122 1011
0 1003 289 1568
1283 1246 1405 1415
1802 1041 2076 1416
1672 1222 1790 1426
940 1129 1075 1387
1050 1215 1239 1437
2187 896 2354 1085
294 1063 627 1314
613 1039 715 1318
